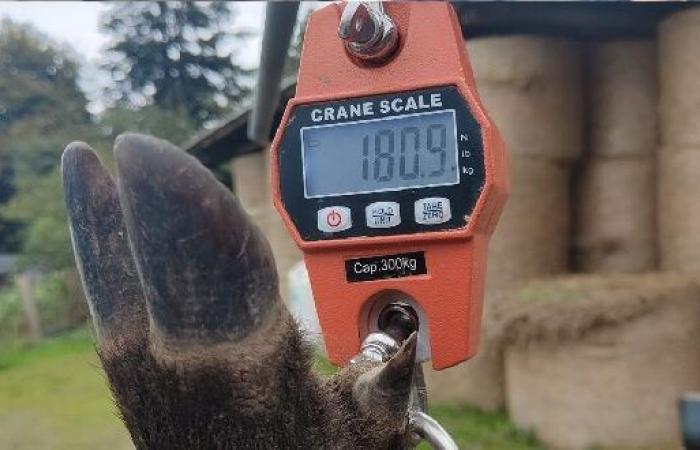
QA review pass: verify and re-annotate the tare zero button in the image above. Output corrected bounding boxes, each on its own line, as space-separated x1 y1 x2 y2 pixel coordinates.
415 197 451 225
366 202 401 228
317 206 352 233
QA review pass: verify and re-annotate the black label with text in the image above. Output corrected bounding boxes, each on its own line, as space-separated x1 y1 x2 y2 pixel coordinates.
345 252 427 283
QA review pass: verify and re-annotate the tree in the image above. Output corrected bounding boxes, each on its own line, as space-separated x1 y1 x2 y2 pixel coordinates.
0 19 89 136
0 19 97 180
101 2 252 126
100 105 196 146
0 20 103 268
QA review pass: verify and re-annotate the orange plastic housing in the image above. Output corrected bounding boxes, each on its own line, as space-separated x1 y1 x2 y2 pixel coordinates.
270 2 509 370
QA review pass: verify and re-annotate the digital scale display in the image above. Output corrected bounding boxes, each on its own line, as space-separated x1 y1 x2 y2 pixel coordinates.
276 86 486 241
301 110 459 198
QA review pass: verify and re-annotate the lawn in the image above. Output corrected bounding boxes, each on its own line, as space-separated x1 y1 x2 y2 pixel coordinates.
0 329 131 450
0 330 542 450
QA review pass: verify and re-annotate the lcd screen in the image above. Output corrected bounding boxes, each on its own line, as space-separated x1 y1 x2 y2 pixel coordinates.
301 110 459 198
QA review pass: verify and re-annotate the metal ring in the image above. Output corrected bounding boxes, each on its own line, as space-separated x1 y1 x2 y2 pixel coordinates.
409 410 459 450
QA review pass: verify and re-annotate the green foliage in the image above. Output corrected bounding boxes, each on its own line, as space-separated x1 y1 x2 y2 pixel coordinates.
0 286 22 343
0 19 89 136
0 20 97 268
0 271 87 343
101 1 252 126
0 20 109 269
0 134 98 269
0 12 249 345
100 104 196 145
0 13 239 346
0 20 97 255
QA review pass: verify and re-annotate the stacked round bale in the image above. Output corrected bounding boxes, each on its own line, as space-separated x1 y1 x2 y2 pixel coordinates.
496 273 700 449
575 41 657 273
232 152 302 298
426 36 584 410
658 8 700 274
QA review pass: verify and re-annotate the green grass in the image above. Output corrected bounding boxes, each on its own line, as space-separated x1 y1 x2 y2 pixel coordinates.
0 329 132 450
0 328 92 371
427 405 543 450
0 331 542 450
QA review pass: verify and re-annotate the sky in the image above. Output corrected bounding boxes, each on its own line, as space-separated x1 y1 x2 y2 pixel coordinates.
0 1 269 111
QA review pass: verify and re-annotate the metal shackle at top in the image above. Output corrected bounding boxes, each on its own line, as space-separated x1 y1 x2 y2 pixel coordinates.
338 1 399 62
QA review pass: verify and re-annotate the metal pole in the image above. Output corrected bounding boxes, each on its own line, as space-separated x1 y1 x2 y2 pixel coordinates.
247 2 299 146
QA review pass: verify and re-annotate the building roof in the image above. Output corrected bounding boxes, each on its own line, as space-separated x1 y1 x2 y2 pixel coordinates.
184 80 297 167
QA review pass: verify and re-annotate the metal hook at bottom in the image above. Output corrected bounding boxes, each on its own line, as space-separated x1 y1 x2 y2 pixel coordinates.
409 410 459 450
353 300 458 449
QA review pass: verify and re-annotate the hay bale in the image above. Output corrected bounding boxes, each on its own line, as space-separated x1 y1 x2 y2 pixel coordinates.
576 40 658 274
589 41 657 157
425 291 507 409
659 8 700 148
495 273 694 344
659 147 700 273
423 321 503 409
468 36 583 161
428 36 584 411
426 156 572 409
487 156 572 289
575 156 656 272
499 273 700 450
232 152 302 298
231 151 271 226
658 8 700 274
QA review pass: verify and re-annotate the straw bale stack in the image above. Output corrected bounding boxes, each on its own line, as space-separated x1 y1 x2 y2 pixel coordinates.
467 36 583 161
576 157 656 272
498 273 700 449
658 148 700 273
426 36 583 409
588 41 657 158
659 8 700 148
575 40 657 273
658 8 700 274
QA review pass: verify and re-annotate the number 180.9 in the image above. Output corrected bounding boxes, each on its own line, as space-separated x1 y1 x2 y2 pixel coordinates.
362 124 448 182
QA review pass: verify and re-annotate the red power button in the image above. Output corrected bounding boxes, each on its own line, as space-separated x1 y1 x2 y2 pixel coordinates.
317 206 351 232
327 210 342 228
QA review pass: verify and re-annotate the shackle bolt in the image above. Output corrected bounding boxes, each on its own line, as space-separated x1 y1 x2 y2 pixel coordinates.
338 1 399 63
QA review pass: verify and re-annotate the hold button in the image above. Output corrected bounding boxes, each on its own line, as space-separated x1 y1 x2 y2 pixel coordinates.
366 202 401 228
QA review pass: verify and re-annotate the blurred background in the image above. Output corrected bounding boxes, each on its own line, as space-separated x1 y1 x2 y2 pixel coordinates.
1 1 700 449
